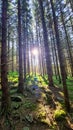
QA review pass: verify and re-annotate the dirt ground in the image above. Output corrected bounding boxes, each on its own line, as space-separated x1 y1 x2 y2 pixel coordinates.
0 84 73 130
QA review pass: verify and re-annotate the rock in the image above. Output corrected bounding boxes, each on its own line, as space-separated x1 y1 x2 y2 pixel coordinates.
57 97 63 102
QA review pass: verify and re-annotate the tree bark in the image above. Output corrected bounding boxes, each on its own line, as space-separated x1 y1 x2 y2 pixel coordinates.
1 0 11 115
23 35 26 81
18 0 24 93
12 39 14 72
38 0 54 87
60 3 73 77
50 0 70 112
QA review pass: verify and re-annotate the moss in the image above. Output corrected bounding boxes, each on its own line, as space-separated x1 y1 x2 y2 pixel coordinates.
36 105 46 120
23 100 37 110
38 111 46 119
35 104 46 121
54 109 66 121
39 118 50 126
41 93 47 100
11 102 22 110
49 124 57 130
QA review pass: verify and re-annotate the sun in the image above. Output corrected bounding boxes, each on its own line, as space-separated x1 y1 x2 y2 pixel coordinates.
32 48 38 56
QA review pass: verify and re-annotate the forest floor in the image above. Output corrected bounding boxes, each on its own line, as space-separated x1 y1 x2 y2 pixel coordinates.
0 75 73 130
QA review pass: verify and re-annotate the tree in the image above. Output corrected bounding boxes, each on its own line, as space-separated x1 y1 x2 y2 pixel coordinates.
1 0 11 115
38 0 54 87
59 2 73 77
44 0 61 83
17 0 24 93
50 0 70 112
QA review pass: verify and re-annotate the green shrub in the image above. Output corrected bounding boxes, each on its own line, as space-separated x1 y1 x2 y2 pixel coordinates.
8 71 18 77
8 71 18 83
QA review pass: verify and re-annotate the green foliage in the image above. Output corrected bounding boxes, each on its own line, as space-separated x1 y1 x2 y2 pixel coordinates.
37 111 46 119
10 88 17 95
26 74 48 88
8 71 18 83
26 75 34 85
35 104 46 120
23 127 29 130
54 109 66 121
67 76 73 81
53 76 62 87
9 77 18 83
8 71 18 77
23 100 37 110
49 123 57 130
11 101 22 110
53 75 73 101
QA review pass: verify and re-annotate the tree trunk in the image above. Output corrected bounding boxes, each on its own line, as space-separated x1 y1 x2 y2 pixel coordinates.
50 0 70 112
1 0 11 115
52 31 61 83
46 0 61 83
7 24 10 72
12 39 14 72
60 4 73 77
18 0 24 93
38 0 54 87
50 32 57 79
23 37 26 81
